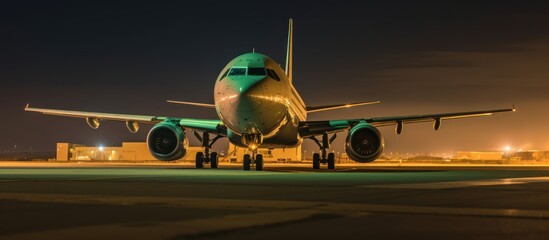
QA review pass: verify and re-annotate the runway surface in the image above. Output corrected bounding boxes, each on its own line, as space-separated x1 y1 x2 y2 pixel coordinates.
1 162 549 239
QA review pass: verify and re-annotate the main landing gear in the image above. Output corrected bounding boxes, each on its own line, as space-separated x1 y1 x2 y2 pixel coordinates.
310 133 337 170
193 131 223 169
242 153 263 171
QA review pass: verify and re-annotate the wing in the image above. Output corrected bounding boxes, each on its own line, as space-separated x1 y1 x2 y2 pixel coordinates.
306 100 380 113
299 106 515 137
24 104 225 135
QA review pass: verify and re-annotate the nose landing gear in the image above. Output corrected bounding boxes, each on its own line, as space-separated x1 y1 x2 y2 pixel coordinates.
243 153 263 171
241 132 264 171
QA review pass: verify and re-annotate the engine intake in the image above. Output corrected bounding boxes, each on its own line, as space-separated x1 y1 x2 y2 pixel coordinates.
147 121 188 161
345 123 384 163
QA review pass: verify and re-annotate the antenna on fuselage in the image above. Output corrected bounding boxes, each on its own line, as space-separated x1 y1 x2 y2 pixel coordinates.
285 18 293 84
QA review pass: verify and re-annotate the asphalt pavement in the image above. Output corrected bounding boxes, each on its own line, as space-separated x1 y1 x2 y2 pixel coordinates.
1 162 548 240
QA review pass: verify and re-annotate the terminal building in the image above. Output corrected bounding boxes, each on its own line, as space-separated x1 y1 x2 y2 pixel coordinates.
56 142 301 163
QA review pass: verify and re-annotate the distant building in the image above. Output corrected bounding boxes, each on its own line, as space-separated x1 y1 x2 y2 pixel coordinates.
57 142 202 161
509 150 549 161
57 142 302 162
456 151 504 160
456 150 549 161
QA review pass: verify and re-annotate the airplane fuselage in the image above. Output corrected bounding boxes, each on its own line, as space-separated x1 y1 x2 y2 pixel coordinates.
214 53 306 149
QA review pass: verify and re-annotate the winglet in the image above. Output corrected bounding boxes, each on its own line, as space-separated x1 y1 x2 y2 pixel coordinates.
512 105 516 112
25 103 29 110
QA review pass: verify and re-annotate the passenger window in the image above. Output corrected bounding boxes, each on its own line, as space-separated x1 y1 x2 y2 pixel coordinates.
228 68 246 76
248 68 266 76
267 69 281 81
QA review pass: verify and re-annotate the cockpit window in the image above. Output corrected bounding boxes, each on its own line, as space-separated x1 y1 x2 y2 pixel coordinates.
267 69 281 81
228 68 246 76
218 69 230 81
248 67 266 76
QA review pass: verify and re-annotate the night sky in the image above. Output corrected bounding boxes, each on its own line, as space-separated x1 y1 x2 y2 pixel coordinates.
2 1 549 155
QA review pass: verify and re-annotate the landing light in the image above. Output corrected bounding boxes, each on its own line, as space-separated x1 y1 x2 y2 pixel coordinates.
99 145 104 151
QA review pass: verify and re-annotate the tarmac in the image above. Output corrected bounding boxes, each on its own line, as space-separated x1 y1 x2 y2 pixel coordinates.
1 161 549 239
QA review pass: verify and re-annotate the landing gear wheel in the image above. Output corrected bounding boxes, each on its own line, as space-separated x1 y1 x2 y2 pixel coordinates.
255 154 263 171
312 153 320 169
243 154 251 171
210 152 218 169
327 153 335 170
195 152 204 169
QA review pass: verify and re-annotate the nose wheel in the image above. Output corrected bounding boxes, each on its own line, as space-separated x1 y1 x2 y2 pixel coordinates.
241 131 264 171
243 153 264 171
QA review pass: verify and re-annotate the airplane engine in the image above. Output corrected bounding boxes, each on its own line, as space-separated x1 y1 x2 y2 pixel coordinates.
345 123 384 163
147 121 188 161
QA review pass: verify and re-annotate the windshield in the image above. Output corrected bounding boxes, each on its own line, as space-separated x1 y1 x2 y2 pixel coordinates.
248 67 266 76
228 68 246 76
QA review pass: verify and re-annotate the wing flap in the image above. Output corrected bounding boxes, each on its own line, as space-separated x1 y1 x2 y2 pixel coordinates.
299 106 515 137
25 104 224 134
25 105 161 123
368 108 513 126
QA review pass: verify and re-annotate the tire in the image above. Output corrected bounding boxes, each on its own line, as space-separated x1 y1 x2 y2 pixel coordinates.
210 152 218 169
327 152 335 170
313 153 320 169
243 154 251 171
256 154 263 171
195 152 204 169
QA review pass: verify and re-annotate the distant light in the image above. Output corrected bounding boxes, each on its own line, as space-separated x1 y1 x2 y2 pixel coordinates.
504 146 511 152
99 145 104 151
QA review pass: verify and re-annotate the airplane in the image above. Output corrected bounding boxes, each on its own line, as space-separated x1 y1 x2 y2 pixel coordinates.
25 19 515 171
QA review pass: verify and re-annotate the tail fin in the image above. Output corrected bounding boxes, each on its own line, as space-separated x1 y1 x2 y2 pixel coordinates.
285 18 293 84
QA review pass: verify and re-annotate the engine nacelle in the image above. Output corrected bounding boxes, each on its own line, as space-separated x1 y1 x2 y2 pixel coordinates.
146 121 188 161
345 123 384 163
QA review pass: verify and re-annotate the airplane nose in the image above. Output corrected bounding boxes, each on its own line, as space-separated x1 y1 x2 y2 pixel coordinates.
230 77 266 112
